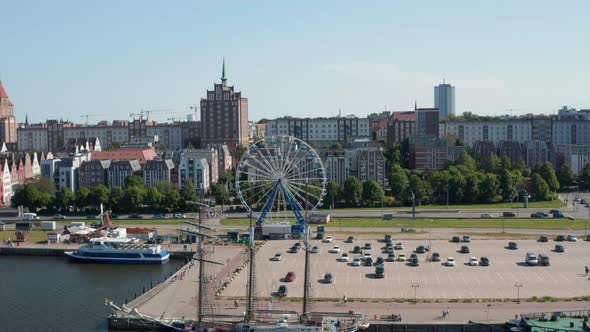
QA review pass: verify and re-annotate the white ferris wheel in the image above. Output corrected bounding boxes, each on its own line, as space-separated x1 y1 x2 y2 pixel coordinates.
235 136 327 228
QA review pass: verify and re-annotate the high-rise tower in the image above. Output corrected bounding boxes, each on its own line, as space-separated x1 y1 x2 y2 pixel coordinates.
0 81 18 144
434 81 455 119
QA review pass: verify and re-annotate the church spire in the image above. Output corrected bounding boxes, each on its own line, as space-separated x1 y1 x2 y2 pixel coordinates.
221 58 227 87
25 113 29 127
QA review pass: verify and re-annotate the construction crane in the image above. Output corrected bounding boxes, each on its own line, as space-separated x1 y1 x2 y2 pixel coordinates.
129 112 142 120
140 109 175 121
505 108 525 117
80 114 104 125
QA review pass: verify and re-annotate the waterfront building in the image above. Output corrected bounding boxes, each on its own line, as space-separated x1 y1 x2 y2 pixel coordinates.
178 156 210 195
200 60 249 147
107 160 142 189
434 81 455 118
180 147 218 186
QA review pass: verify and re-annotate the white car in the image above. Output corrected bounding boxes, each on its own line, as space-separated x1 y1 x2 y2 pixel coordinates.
567 235 578 242
329 246 341 253
174 213 186 219
363 252 372 261
446 257 456 266
271 252 284 261
351 258 362 266
339 253 349 262
323 236 333 243
468 257 478 266
394 242 404 250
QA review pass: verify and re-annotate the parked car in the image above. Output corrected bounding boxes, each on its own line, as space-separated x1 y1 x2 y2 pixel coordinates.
174 213 186 219
554 245 565 253
284 272 296 282
376 257 384 265
323 236 333 243
153 213 168 219
386 253 396 262
460 245 470 254
538 254 550 266
409 254 419 266
351 258 362 266
339 253 349 262
503 211 516 217
353 246 362 254
468 257 479 266
555 235 566 242
329 246 341 253
451 236 461 243
363 243 372 250
363 252 372 261
289 246 300 253
397 253 406 261
446 257 456 266
480 256 490 266
431 252 441 262
508 241 518 250
385 245 394 253
415 245 427 254
538 235 549 242
311 246 320 253
462 235 471 243
54 214 66 220
567 235 578 242
586 234 590 242
481 213 495 218
277 285 287 297
525 252 539 266
536 212 549 218
323 273 333 283
271 252 284 261
346 236 354 243
549 209 560 214
530 213 544 218
394 242 404 250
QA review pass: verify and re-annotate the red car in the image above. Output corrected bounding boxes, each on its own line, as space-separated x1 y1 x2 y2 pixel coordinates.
284 271 296 282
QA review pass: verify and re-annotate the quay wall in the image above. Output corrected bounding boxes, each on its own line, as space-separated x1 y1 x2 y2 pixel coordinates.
0 246 195 260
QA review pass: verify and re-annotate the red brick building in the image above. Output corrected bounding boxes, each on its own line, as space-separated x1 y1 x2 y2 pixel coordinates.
0 81 18 144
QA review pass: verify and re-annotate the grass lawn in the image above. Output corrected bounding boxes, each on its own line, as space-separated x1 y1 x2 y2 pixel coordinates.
0 230 53 243
331 200 565 211
221 217 589 230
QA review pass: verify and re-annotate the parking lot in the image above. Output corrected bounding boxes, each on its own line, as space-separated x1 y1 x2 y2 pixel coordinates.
221 235 590 300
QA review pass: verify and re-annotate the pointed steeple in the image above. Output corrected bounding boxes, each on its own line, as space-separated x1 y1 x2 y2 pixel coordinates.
25 113 29 127
221 58 227 87
0 80 13 107
414 100 417 111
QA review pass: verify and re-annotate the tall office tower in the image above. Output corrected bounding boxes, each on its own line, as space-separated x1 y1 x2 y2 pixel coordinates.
200 60 249 147
434 81 455 119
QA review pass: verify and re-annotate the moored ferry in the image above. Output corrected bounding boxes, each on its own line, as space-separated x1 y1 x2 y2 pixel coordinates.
65 239 170 264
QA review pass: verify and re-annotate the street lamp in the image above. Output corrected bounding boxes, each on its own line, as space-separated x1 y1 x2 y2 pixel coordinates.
410 190 416 220
515 282 523 304
411 282 420 304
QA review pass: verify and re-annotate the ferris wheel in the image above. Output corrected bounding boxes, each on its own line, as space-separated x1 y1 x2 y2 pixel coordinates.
235 136 327 228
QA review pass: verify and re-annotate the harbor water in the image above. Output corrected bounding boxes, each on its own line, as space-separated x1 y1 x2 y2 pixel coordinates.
0 256 185 331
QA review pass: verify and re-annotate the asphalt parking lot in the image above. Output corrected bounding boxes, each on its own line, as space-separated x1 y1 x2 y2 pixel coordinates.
221 235 590 300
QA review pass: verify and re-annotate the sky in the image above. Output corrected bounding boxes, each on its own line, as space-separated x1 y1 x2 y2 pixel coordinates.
1 1 589 124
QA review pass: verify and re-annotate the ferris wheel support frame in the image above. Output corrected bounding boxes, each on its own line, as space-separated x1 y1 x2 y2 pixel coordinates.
256 179 306 233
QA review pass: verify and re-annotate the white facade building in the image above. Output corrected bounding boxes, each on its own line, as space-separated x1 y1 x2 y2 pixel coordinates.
266 116 371 146
178 156 210 194
439 121 532 147
146 125 184 151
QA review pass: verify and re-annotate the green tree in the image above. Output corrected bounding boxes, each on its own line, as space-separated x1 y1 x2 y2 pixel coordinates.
532 173 552 201
484 153 501 174
91 185 110 208
164 190 181 212
28 176 56 195
501 156 513 171
11 185 49 211
180 180 198 211
145 187 164 211
107 141 123 151
218 170 235 185
324 181 341 209
124 175 144 189
362 180 384 206
75 187 91 211
342 176 362 207
499 169 517 202
211 183 229 205
556 164 576 190
478 173 499 203
407 174 431 205
110 187 125 212
388 164 409 199
454 150 476 171
122 186 145 212
533 162 559 192
579 163 590 191
54 186 75 212
463 173 481 204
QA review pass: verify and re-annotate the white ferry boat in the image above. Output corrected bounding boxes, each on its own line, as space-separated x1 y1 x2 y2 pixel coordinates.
65 239 170 264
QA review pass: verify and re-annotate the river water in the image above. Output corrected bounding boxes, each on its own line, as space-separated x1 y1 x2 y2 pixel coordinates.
0 256 185 331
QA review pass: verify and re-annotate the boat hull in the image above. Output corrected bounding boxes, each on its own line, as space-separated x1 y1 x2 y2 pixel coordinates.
65 251 170 265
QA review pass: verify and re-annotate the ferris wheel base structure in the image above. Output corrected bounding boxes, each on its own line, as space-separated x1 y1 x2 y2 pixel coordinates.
235 135 327 237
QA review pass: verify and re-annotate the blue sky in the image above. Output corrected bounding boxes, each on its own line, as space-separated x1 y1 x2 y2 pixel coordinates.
1 1 589 123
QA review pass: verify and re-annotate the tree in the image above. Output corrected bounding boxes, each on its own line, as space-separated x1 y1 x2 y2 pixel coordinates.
107 141 123 151
218 170 234 185
75 187 91 211
28 176 56 195
407 174 431 205
463 173 481 204
91 185 110 208
532 173 552 201
579 163 590 191
533 162 560 192
484 153 501 174
55 187 75 212
144 187 164 211
499 169 517 202
324 181 341 209
180 180 198 211
11 185 50 211
388 165 408 199
122 186 145 212
501 156 513 171
342 176 362 207
211 183 229 205
454 150 476 171
110 187 124 212
556 164 576 190
164 190 181 212
478 173 499 203
362 180 384 206
124 175 144 189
